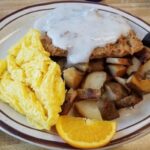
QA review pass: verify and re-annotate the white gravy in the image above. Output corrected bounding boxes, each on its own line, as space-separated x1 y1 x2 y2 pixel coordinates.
34 6 131 64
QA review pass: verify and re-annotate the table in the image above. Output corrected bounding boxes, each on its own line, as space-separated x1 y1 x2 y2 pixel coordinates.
0 0 150 150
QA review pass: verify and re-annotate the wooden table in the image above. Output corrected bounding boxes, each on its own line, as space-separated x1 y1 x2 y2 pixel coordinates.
0 0 150 150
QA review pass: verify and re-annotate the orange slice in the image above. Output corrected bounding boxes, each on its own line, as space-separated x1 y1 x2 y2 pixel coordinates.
56 116 116 149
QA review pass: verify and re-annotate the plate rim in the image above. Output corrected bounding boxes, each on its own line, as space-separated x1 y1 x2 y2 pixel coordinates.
1 121 150 150
0 1 150 149
0 0 150 27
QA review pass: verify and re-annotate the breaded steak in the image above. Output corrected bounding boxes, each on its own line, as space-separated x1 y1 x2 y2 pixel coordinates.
41 31 143 59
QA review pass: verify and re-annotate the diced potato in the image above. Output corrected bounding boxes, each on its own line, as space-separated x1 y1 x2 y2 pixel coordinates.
63 67 84 89
74 63 89 72
98 99 119 120
135 46 150 63
115 95 142 109
88 60 104 72
127 74 150 93
114 77 130 91
82 71 107 89
114 77 126 86
75 100 102 120
127 57 141 75
74 60 104 72
61 89 77 115
138 60 150 79
77 89 101 100
106 58 130 66
103 82 128 101
108 65 127 77
67 105 80 117
67 106 75 116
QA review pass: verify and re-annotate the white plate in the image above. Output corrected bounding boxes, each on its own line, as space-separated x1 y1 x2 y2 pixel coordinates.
0 1 150 150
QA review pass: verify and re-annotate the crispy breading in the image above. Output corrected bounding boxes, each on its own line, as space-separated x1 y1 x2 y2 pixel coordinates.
41 31 143 59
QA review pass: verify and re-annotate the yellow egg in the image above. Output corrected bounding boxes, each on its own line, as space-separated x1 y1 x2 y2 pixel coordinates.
0 60 7 76
0 29 65 130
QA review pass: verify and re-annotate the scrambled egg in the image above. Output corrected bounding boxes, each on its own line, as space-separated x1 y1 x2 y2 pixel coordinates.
0 30 65 130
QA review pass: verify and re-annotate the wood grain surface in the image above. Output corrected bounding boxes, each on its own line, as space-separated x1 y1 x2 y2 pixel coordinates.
0 0 150 150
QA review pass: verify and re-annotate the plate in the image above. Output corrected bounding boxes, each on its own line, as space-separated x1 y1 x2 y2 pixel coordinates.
0 1 150 150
